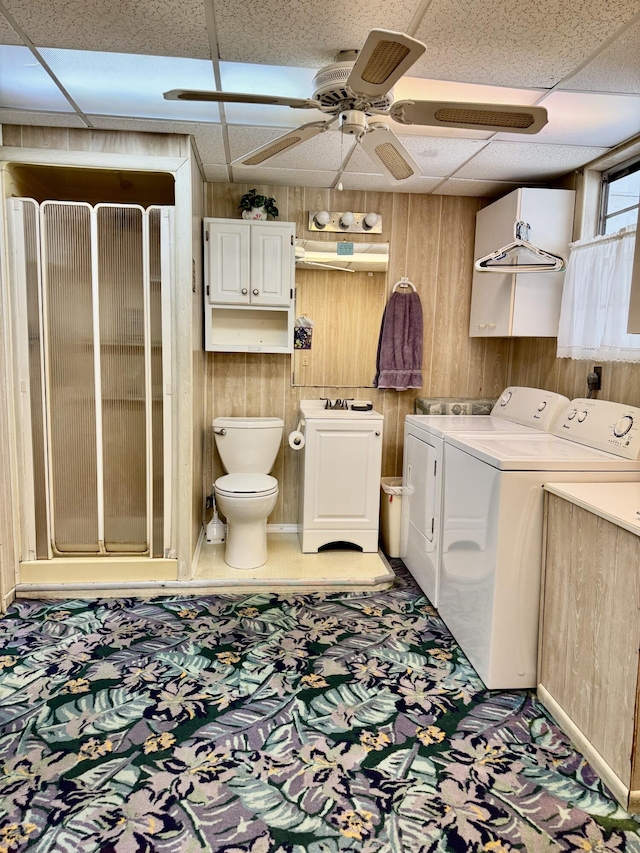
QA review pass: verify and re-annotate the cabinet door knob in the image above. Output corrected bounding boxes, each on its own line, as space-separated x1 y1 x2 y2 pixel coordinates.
375 431 381 436
241 288 248 295
253 289 259 296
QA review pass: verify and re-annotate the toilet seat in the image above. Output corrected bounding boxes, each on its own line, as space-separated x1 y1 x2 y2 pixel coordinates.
215 473 278 497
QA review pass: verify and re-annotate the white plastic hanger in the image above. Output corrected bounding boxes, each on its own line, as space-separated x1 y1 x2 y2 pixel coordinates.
392 276 417 292
474 221 567 273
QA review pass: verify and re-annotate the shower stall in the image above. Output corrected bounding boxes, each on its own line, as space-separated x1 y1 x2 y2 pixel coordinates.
7 198 175 574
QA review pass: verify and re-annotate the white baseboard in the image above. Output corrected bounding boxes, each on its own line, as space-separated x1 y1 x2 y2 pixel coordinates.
266 524 299 533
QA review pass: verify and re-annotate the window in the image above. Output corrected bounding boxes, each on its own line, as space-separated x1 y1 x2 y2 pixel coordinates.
600 156 640 234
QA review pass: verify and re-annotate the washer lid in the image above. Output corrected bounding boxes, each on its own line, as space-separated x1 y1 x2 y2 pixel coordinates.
445 432 640 471
405 414 539 439
215 473 278 494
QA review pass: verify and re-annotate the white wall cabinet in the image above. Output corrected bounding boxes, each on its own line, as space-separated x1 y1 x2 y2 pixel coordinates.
297 404 384 553
469 187 575 338
204 218 295 352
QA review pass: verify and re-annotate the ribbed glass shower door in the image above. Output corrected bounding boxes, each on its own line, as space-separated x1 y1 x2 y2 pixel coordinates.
7 199 174 559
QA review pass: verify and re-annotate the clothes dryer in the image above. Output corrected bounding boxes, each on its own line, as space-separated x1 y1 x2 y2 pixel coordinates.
438 398 640 690
401 387 569 606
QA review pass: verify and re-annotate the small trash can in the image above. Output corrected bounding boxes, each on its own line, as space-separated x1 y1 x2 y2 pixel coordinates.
380 477 403 558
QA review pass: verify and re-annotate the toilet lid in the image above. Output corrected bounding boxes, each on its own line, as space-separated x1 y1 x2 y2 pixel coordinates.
215 473 278 496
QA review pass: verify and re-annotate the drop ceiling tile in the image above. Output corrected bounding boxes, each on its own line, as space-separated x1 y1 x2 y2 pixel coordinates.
495 91 640 148
412 0 640 88
3 0 211 58
231 165 336 188
39 49 219 122
203 165 231 182
212 1 418 66
0 45 74 112
346 136 487 177
437 178 522 197
560 19 640 94
0 109 85 127
189 126 226 164
340 173 442 194
228 126 355 171
455 141 609 181
0 13 21 44
220 61 327 127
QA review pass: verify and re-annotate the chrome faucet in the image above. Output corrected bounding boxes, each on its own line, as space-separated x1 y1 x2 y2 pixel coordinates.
320 398 354 410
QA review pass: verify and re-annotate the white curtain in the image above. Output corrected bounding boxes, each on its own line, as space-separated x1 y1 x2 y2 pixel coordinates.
557 225 640 361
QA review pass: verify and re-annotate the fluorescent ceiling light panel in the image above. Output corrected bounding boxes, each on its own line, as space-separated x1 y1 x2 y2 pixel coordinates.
38 48 220 121
220 61 317 98
393 76 544 106
220 61 326 126
0 45 74 112
495 90 640 147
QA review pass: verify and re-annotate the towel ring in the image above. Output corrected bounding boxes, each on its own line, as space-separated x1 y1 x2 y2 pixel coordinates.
392 277 417 293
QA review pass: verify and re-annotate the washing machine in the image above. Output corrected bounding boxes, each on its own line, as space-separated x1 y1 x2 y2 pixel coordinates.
401 387 569 606
438 397 640 691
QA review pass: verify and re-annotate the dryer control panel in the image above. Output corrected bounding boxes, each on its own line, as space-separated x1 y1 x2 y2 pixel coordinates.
552 398 640 459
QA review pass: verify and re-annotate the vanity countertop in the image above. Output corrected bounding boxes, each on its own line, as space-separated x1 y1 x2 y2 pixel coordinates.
299 399 383 419
544 481 640 537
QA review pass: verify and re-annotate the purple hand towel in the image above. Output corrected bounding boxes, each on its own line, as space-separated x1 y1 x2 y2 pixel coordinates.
373 290 423 390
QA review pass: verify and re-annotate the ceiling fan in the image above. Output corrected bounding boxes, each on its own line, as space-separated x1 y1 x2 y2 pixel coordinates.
164 29 548 184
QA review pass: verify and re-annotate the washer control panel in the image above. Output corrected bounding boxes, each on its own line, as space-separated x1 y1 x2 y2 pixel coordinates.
491 387 569 430
552 398 640 459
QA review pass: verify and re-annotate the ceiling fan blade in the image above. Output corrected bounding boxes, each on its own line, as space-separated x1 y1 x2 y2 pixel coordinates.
346 29 426 98
359 124 421 183
232 122 328 167
164 89 321 109
297 260 356 272
390 100 548 134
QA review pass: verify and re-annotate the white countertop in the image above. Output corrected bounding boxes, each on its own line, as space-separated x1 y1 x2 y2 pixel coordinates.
544 481 640 536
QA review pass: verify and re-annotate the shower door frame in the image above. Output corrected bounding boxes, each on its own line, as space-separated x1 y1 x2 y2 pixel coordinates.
8 198 175 562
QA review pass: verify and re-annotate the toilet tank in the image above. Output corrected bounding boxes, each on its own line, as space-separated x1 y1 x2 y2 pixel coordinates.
213 417 284 473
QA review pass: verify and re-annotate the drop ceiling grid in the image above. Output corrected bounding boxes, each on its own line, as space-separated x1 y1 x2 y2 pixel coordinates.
1 0 212 57
210 0 419 66
412 0 640 88
559 17 640 94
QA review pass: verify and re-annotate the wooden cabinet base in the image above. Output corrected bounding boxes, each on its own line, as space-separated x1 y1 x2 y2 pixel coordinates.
539 684 640 813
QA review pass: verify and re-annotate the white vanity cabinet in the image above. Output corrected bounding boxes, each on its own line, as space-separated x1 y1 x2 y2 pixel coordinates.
297 401 383 553
204 218 295 352
469 187 575 338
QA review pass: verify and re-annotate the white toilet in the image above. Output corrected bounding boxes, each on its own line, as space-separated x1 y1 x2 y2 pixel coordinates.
212 416 283 569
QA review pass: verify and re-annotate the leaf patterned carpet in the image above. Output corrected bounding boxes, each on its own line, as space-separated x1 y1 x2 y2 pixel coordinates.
1 561 639 852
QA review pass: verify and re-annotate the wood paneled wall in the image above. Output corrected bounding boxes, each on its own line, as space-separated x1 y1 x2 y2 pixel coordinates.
205 182 510 524
508 339 640 408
